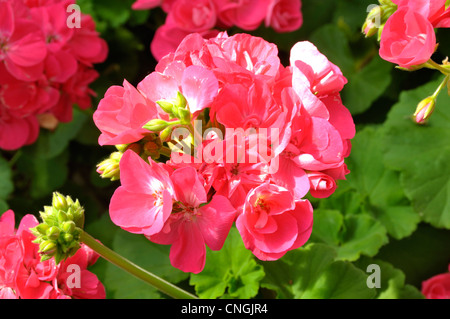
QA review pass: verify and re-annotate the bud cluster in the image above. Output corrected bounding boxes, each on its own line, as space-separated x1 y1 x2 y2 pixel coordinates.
31 192 85 264
362 0 398 39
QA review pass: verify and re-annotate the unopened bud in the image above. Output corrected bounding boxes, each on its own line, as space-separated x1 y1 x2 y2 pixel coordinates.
143 119 170 132
157 100 174 114
53 192 68 212
39 240 57 255
414 96 436 124
46 226 61 240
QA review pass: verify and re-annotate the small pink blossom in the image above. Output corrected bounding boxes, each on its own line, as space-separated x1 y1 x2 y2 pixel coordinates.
236 183 313 260
93 80 159 146
0 210 105 299
109 150 175 236
148 166 236 273
265 0 303 33
422 265 450 299
379 7 436 68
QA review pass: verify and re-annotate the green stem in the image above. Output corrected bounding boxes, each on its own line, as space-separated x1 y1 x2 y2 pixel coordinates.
432 74 450 99
79 230 198 299
423 59 450 75
159 146 172 158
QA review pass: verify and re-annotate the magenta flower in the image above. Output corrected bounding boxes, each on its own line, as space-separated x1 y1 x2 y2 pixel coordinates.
236 183 313 261
93 80 159 146
0 210 105 299
109 150 175 236
422 265 450 299
379 7 436 68
148 166 236 273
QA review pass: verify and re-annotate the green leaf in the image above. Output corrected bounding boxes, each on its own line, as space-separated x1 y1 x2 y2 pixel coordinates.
341 56 393 115
354 257 424 299
261 243 376 299
381 77 450 228
310 209 388 261
343 126 420 239
0 156 13 201
104 228 189 299
16 150 69 199
26 109 88 160
189 227 265 299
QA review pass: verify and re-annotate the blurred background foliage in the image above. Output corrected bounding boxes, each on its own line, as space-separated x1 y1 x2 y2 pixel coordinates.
1 0 449 299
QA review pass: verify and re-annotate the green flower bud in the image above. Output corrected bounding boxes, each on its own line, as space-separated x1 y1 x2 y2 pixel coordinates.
61 221 76 234
53 192 68 212
33 223 50 236
157 100 174 114
143 119 170 132
175 91 187 109
32 192 86 264
46 226 61 241
39 240 57 255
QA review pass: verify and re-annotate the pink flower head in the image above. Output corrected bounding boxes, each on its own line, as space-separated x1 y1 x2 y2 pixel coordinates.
379 7 436 68
0 209 105 299
236 183 313 261
392 0 450 27
214 0 271 31
265 0 303 33
0 2 47 82
138 63 219 115
93 80 159 146
167 0 217 33
52 245 105 299
422 265 450 299
290 41 347 119
148 166 236 273
109 150 175 236
306 171 337 198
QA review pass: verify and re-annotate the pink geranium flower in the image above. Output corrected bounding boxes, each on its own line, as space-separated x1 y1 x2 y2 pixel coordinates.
214 0 271 31
0 2 46 82
265 0 303 33
422 265 450 299
148 166 236 273
379 7 436 68
93 80 159 146
236 183 313 261
109 150 175 236
138 63 219 115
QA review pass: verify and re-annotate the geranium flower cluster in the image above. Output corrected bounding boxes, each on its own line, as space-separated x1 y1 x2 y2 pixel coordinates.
93 32 355 273
0 210 105 299
363 0 450 124
0 0 108 151
132 0 303 61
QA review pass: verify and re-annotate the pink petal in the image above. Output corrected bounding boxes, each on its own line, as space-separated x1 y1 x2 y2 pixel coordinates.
181 65 218 114
196 195 236 251
169 220 206 273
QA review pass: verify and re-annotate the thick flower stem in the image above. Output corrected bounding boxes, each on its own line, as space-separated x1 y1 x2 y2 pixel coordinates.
423 59 450 75
79 230 198 299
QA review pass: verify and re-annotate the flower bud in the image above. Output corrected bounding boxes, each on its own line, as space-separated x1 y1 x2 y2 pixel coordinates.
159 126 173 143
156 100 174 114
61 221 76 234
96 151 122 181
39 240 57 255
32 193 86 264
143 119 170 132
46 226 61 240
53 192 68 211
414 96 436 124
